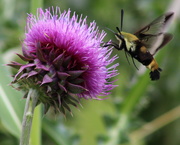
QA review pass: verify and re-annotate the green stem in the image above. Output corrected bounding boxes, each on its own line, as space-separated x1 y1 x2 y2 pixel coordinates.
20 89 39 145
105 73 149 145
30 105 42 145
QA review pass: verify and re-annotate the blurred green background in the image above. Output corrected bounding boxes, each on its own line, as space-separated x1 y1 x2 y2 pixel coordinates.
0 0 180 145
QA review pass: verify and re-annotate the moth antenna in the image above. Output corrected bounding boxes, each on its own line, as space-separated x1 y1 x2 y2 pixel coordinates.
104 27 116 34
116 27 121 33
120 9 124 31
116 27 123 37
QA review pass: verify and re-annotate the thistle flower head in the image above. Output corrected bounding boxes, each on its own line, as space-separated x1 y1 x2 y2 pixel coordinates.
8 7 118 114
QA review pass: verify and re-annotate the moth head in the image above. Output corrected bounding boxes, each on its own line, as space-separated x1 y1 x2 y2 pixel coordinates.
115 27 126 49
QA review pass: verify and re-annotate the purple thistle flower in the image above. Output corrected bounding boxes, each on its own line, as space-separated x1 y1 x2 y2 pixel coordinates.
8 7 118 114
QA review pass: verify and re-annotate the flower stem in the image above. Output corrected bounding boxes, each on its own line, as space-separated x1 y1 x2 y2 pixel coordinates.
20 89 39 145
105 74 149 145
30 105 42 145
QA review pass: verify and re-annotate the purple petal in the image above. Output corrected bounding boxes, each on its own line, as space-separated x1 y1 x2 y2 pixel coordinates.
57 72 70 80
67 70 86 80
53 53 65 70
67 82 88 94
58 82 67 93
41 74 53 85
16 53 33 61
27 71 38 78
36 42 47 62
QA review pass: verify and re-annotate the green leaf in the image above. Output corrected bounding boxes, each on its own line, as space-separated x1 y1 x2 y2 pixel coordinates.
0 56 25 138
42 119 70 145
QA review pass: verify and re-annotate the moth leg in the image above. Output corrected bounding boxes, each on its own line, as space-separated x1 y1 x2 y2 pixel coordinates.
103 42 122 50
131 56 139 70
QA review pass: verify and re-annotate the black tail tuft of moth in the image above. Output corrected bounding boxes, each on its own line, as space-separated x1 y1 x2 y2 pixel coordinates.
150 68 162 80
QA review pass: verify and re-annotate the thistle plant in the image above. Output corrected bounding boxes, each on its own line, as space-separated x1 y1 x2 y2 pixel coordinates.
9 7 118 114
7 6 118 145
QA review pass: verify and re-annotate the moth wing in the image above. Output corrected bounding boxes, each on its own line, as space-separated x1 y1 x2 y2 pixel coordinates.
152 33 173 55
134 12 174 53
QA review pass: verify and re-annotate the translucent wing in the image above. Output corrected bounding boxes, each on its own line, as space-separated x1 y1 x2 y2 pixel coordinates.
152 33 173 55
134 12 174 54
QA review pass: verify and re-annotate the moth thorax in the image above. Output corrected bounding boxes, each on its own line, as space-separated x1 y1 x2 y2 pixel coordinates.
125 38 136 51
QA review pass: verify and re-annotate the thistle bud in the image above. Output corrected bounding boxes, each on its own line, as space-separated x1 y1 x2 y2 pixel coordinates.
8 7 118 115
